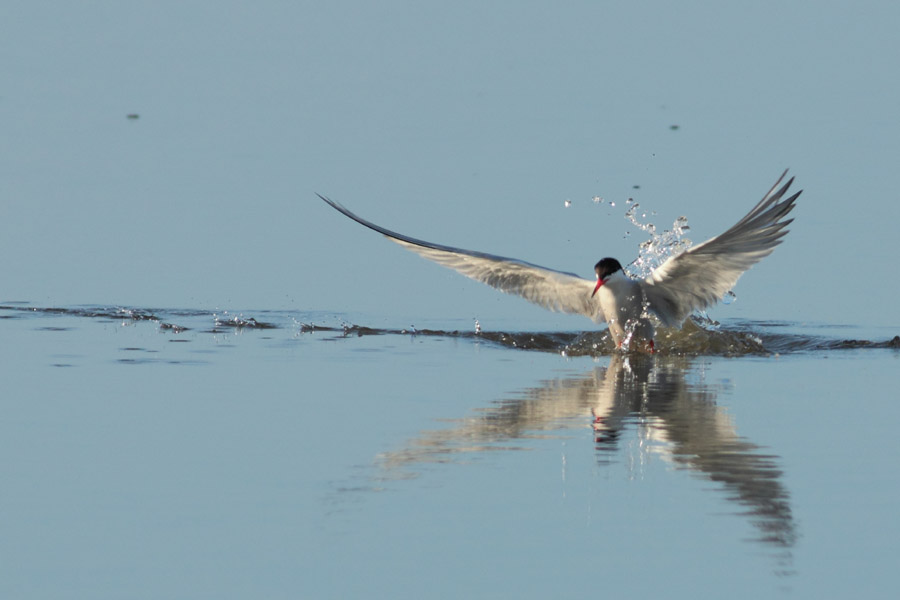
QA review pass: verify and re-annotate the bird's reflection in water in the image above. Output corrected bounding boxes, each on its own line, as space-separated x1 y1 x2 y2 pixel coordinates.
591 356 796 551
378 354 796 561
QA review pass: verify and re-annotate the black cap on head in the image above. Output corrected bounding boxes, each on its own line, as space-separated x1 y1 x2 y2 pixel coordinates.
594 257 623 279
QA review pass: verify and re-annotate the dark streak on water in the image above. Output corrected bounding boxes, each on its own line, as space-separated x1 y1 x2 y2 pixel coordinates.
2 304 898 357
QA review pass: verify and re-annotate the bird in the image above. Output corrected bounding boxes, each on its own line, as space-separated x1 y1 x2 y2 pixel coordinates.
317 171 800 352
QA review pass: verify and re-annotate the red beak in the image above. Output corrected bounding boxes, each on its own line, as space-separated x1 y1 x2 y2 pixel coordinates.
591 278 604 298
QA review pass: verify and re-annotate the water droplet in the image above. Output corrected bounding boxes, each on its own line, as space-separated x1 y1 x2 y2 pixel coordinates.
564 199 572 208
592 196 603 204
609 201 616 207
722 290 737 305
623 209 696 280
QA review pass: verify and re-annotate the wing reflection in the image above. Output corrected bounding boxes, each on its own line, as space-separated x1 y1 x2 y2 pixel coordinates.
378 355 796 553
592 356 796 549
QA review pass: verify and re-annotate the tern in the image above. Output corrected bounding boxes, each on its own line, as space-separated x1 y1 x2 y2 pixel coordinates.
318 171 800 351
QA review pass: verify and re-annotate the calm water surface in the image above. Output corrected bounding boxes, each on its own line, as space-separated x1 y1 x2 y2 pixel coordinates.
1 304 898 599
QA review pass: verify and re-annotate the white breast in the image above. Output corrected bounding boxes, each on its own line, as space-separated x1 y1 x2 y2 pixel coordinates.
596 273 652 346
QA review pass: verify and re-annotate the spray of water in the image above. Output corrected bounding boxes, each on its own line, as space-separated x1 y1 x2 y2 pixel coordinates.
593 190 736 318
622 204 692 280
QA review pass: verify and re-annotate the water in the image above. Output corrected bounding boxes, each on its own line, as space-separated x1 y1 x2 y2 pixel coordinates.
2 303 898 598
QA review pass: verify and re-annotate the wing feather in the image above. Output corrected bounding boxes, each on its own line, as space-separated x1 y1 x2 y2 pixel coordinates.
318 195 601 321
640 170 801 326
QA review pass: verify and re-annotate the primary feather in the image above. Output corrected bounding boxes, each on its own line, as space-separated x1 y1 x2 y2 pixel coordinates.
640 170 799 326
317 194 601 322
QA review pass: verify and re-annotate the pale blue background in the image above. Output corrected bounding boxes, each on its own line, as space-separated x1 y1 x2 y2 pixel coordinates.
2 1 898 328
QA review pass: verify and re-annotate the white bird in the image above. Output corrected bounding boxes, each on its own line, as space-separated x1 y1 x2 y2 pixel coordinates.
318 171 800 351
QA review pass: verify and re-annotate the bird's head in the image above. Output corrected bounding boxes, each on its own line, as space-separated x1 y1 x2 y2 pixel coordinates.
592 257 623 297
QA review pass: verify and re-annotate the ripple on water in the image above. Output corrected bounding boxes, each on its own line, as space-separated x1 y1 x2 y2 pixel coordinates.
2 303 897 359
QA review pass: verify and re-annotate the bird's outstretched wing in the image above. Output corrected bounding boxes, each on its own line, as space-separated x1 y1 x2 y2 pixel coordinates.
640 170 800 326
318 195 601 321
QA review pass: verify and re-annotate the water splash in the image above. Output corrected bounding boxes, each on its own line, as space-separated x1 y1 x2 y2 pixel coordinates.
213 311 276 330
620 203 693 280
592 191 741 314
3 304 898 357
